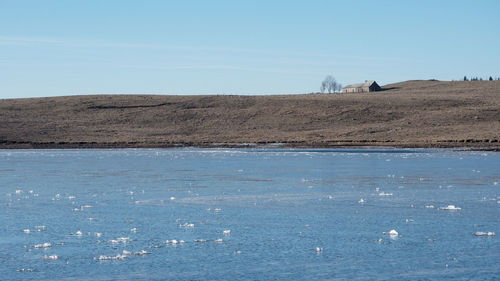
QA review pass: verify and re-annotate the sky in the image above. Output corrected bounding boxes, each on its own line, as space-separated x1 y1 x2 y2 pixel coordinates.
1 0 499 98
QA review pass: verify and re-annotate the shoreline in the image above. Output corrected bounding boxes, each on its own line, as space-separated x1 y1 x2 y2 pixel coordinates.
1 140 499 151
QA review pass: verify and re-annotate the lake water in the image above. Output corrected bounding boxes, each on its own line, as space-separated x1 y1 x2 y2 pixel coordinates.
1 148 499 280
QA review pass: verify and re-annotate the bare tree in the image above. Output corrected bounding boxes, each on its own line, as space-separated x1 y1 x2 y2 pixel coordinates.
321 75 339 94
320 81 327 93
336 83 343 93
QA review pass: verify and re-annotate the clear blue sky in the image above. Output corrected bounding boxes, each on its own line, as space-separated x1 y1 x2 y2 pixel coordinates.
1 0 499 98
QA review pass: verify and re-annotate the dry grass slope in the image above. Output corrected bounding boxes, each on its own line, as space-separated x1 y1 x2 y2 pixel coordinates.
1 80 499 148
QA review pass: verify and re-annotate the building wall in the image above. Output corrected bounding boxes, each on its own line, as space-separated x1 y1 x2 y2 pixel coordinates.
343 87 370 93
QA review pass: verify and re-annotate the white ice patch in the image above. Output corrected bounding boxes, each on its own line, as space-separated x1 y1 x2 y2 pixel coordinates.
379 192 393 196
34 225 46 231
179 223 195 228
166 239 178 245
110 237 132 244
383 230 399 236
440 205 461 211
97 254 127 261
474 232 495 237
134 250 151 256
42 254 58 260
34 242 51 249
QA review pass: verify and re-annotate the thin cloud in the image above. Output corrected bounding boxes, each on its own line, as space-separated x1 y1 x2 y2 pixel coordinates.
0 35 411 63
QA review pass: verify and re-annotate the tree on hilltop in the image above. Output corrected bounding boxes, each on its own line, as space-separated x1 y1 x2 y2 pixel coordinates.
321 75 341 94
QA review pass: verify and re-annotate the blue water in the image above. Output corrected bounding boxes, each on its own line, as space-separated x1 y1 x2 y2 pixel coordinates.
1 148 499 280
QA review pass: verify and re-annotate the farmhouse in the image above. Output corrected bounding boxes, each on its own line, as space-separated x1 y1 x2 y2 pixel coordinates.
342 80 381 93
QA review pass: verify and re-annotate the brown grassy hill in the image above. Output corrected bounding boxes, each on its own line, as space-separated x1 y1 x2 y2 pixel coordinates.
1 80 499 148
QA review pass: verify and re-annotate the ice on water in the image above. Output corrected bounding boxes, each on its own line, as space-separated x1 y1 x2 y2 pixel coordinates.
440 205 461 211
2 148 500 280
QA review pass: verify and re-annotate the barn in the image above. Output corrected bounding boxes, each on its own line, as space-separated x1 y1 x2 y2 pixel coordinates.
342 80 381 93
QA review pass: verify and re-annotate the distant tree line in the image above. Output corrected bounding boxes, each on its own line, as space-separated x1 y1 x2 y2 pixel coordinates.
460 76 500 81
320 75 342 94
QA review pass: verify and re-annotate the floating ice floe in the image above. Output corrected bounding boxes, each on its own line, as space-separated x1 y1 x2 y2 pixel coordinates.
97 254 127 261
358 198 365 204
439 205 461 211
110 237 132 244
134 250 151 256
34 242 51 248
42 254 58 260
474 232 495 237
383 230 399 236
17 268 34 272
223 230 231 235
166 239 179 245
179 223 195 228
379 192 393 196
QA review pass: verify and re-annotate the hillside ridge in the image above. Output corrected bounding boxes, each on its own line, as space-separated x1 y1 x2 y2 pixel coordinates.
1 80 499 149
